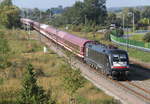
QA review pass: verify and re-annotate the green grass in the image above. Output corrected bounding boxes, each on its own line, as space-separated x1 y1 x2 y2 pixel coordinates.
0 78 4 85
119 46 150 62
129 34 145 42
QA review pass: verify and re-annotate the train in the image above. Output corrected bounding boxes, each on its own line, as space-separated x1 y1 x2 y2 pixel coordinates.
21 18 130 79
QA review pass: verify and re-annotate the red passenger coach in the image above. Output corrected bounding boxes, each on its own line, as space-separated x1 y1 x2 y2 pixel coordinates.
40 24 93 58
57 31 92 57
21 18 93 58
21 18 34 25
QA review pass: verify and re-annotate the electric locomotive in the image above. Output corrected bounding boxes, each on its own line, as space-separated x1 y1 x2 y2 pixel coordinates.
84 42 129 79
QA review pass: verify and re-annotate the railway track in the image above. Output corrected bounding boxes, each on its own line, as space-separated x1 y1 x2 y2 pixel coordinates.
119 81 150 101
33 31 150 104
87 65 150 103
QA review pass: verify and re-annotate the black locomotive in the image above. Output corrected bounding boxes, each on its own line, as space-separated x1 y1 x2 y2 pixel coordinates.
84 42 130 79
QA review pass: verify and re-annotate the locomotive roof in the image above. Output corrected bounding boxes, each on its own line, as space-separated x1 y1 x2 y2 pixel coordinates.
87 43 127 55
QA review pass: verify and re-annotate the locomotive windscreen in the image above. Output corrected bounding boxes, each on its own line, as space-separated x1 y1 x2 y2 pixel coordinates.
113 54 127 62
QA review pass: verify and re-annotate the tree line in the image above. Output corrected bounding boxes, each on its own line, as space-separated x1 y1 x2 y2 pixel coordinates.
1 0 150 31
21 0 107 28
107 6 150 29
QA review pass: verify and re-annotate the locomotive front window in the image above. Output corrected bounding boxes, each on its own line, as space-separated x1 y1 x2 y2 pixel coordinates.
112 54 127 62
113 58 119 62
120 54 127 62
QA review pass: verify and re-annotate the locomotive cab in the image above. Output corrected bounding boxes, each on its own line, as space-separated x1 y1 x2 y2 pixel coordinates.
110 50 130 78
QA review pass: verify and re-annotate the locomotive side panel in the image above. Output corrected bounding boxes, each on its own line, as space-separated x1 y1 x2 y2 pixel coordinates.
84 44 110 75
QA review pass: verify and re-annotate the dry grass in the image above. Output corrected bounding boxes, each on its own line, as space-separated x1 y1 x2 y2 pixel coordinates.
0 28 118 104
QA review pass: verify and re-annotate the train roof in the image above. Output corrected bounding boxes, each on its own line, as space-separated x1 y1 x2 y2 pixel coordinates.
41 24 93 47
58 31 92 47
87 43 127 55
21 18 34 25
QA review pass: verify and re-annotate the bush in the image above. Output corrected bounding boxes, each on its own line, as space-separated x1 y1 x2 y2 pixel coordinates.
0 78 4 85
111 28 124 37
60 64 85 97
72 25 82 32
116 28 124 37
143 32 150 42
104 30 111 41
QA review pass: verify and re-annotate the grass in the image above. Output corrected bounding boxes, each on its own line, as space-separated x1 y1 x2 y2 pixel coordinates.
119 46 150 62
0 28 118 104
129 34 145 42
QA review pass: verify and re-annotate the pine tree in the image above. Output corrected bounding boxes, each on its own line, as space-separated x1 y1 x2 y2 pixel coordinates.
18 64 56 104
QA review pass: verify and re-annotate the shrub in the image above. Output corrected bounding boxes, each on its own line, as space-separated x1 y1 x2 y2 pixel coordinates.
116 28 124 37
143 32 150 42
104 30 111 41
72 25 82 32
0 78 4 85
60 64 85 97
111 28 124 37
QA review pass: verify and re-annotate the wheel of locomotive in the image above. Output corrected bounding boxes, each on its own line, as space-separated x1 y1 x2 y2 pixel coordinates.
112 71 118 80
101 69 105 74
95 66 98 70
90 64 93 68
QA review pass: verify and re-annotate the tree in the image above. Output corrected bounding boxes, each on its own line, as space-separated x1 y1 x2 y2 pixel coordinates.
143 32 150 42
18 64 56 104
122 8 140 27
0 0 21 28
141 6 150 18
0 0 12 7
60 0 107 26
106 12 117 25
83 0 107 24
62 1 85 25
60 64 85 103
46 9 53 17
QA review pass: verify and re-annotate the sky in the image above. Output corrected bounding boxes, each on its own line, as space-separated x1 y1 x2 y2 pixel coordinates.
12 0 150 9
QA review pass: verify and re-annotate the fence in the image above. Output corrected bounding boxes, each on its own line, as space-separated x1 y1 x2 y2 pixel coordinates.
110 35 150 52
135 30 150 33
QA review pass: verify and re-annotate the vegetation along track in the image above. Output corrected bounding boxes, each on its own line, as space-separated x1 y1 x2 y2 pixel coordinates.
33 31 150 104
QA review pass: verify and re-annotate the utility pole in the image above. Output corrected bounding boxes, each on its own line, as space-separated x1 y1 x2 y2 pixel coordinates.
133 13 135 33
27 9 31 39
84 15 87 25
126 26 129 52
38 10 42 41
123 14 125 32
28 10 31 35
84 15 87 38
128 12 135 33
